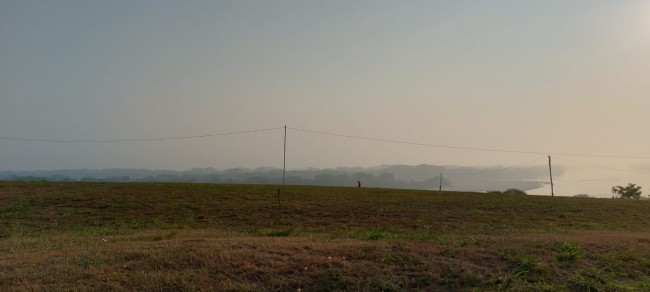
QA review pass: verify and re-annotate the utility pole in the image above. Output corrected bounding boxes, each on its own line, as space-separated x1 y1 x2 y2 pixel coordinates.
439 171 443 191
548 155 554 197
277 126 287 208
283 126 287 185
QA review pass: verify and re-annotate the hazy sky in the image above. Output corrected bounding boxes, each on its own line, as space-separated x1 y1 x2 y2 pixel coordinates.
2 1 650 195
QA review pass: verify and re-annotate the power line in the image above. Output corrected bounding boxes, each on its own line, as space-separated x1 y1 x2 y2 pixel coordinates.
554 157 650 175
445 156 548 176
4 124 650 160
0 127 283 143
287 126 650 159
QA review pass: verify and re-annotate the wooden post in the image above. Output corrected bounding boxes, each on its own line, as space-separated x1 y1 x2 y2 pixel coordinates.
283 126 286 185
439 171 443 191
548 155 554 197
278 126 287 208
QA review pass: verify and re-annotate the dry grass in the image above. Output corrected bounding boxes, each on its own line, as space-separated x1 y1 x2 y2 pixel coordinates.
1 181 650 290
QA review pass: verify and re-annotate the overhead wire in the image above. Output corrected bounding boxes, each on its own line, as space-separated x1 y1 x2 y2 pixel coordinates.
444 156 548 176
287 126 650 159
553 157 650 175
0 127 283 143
4 124 649 194
2 124 650 160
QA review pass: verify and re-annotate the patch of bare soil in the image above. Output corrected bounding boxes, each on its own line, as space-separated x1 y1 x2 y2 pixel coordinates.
515 230 650 246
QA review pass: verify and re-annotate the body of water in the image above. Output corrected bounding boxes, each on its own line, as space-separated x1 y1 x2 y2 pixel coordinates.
528 165 650 198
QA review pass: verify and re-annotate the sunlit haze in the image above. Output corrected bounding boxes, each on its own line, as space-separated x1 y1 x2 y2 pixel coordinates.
2 1 649 196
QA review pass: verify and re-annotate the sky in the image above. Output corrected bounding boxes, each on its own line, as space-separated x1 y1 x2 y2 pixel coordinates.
1 1 650 196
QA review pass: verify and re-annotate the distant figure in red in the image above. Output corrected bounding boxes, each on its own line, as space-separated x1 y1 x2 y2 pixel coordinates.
357 180 361 187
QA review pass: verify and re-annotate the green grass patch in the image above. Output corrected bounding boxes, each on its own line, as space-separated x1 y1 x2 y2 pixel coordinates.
550 242 583 262
1 181 650 290
265 228 294 237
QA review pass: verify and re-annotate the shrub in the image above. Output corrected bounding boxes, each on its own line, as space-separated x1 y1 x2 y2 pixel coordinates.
503 189 527 195
611 183 642 200
551 242 583 262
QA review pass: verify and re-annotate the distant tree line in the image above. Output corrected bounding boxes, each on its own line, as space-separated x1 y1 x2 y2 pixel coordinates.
2 171 447 189
0 164 552 191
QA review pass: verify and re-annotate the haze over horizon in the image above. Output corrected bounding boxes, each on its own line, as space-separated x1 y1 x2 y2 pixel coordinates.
2 1 650 196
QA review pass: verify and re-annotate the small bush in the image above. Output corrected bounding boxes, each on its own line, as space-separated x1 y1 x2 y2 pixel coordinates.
365 227 393 240
503 189 527 195
551 242 583 262
265 228 293 237
511 255 541 275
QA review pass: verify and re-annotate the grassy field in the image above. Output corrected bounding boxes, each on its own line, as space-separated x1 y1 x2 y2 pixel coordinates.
1 181 649 291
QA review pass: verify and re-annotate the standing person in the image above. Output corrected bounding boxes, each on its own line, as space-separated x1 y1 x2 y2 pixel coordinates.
357 180 361 187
